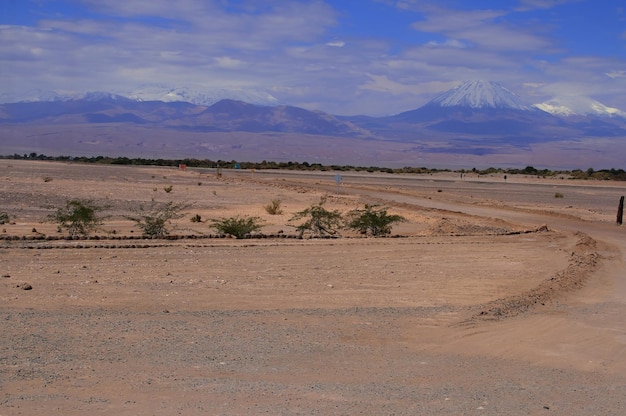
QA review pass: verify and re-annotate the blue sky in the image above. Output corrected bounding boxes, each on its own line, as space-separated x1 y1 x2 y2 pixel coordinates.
1 0 625 115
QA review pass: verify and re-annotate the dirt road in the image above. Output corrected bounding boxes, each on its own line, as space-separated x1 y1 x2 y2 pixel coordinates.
1 161 625 415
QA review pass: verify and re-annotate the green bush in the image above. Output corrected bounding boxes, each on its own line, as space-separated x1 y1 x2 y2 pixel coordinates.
345 204 406 236
47 199 103 236
210 216 263 238
0 211 9 224
290 196 343 237
127 201 189 237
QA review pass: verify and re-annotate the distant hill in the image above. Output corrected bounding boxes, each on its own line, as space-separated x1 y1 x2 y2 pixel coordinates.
1 80 625 169
0 97 370 137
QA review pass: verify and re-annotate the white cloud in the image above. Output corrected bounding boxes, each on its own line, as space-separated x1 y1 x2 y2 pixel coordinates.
412 8 506 33
425 39 467 48
411 7 552 52
358 75 460 102
159 51 182 60
606 70 626 79
76 0 217 20
359 73 421 95
515 0 580 12
326 40 345 47
215 56 245 68
1 0 625 116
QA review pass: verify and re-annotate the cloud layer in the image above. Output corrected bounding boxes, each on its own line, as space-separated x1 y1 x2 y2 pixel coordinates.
1 0 625 115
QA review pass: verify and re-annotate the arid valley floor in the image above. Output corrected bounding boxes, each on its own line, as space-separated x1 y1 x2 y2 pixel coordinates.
1 160 625 415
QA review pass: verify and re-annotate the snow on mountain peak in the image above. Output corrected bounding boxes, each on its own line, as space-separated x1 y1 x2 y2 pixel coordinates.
427 80 531 110
0 86 280 107
0 89 66 104
534 96 626 118
127 86 280 107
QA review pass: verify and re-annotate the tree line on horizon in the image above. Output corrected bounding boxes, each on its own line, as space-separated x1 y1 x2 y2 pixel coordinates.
2 152 625 181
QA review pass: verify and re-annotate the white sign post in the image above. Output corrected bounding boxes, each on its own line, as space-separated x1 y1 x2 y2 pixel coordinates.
334 174 342 194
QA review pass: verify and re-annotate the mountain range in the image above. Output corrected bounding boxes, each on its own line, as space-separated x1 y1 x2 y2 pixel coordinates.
1 81 625 169
0 86 281 107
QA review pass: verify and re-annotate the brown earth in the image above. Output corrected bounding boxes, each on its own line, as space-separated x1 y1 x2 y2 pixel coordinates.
1 160 625 415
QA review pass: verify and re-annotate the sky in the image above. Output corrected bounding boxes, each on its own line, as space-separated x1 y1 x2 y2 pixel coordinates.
1 0 625 116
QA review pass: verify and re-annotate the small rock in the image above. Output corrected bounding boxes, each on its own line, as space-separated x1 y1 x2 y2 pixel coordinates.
20 283 33 290
2 274 10 278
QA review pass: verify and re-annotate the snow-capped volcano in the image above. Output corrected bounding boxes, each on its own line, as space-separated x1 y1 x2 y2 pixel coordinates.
426 80 531 110
534 96 626 118
388 79 545 127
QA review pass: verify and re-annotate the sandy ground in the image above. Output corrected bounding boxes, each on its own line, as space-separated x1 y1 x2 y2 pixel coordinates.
1 160 625 415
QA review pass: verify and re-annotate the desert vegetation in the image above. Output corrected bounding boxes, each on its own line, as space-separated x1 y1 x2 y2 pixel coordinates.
288 198 407 238
290 196 343 237
46 199 104 236
210 216 264 238
345 204 406 236
12 191 408 241
126 201 189 238
4 153 626 181
264 199 283 215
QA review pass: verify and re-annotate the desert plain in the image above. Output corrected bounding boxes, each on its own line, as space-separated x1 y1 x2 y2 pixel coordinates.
1 160 625 415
